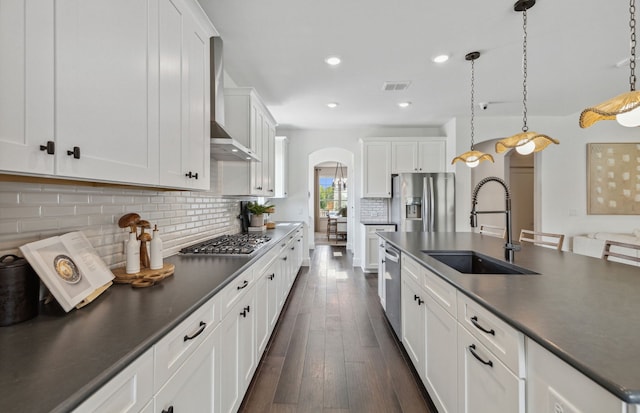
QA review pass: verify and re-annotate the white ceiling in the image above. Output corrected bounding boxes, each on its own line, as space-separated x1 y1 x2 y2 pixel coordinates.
198 0 630 130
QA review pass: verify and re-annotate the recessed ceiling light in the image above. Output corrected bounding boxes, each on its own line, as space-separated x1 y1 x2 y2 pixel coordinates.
325 56 341 66
433 54 449 63
327 102 339 108
231 148 238 152
398 102 412 108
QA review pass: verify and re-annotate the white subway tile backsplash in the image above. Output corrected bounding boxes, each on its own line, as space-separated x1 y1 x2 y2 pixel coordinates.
60 193 91 204
42 206 76 217
1 206 41 219
0 192 19 204
20 193 60 204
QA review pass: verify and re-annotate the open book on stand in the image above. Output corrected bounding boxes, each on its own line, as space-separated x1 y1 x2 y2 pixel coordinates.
20 231 114 312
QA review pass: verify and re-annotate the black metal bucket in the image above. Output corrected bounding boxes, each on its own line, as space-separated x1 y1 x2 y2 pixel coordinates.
0 254 40 326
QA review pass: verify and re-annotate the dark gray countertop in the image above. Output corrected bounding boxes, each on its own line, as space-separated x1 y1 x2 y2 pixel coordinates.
379 231 640 404
0 223 302 413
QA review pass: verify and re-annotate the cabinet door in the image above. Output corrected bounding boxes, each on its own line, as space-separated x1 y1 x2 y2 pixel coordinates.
256 260 278 356
366 234 380 270
238 288 257 395
0 1 54 175
417 141 446 172
263 120 276 195
424 296 457 413
274 136 289 197
362 141 391 198
55 0 159 185
251 109 264 194
155 324 218 413
401 277 425 377
72 349 154 413
159 0 211 190
392 141 418 173
457 324 524 413
219 300 241 413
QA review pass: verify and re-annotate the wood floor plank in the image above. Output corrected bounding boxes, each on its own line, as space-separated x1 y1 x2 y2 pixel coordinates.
241 245 433 413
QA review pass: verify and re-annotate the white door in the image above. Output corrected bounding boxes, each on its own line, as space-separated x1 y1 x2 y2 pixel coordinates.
55 0 159 184
155 325 218 413
0 1 54 175
424 297 457 413
457 325 524 413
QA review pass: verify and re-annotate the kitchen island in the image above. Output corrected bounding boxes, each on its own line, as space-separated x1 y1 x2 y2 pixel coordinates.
0 223 303 413
379 231 640 407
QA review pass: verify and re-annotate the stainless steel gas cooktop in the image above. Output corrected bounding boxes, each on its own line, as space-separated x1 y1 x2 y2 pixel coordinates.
180 233 271 255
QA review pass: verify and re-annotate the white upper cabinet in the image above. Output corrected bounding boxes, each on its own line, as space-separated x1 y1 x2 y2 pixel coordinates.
0 0 214 189
219 88 276 196
391 139 446 173
274 136 289 198
55 0 160 185
158 0 213 190
0 1 55 175
361 140 391 198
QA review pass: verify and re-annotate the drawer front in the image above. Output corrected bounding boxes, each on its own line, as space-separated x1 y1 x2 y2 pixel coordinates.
423 267 457 318
154 295 218 390
220 268 255 318
367 225 395 234
457 292 525 377
73 348 154 413
401 253 423 285
458 324 525 413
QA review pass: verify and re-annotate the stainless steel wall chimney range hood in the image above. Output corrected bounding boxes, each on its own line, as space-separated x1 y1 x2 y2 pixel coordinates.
210 37 260 162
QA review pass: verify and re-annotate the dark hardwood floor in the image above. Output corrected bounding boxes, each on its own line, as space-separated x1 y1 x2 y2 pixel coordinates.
239 245 435 413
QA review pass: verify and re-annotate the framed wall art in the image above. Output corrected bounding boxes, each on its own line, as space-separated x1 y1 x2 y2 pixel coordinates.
587 143 640 215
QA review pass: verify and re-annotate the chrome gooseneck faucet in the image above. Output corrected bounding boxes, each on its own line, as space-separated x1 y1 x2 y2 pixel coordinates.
470 176 520 262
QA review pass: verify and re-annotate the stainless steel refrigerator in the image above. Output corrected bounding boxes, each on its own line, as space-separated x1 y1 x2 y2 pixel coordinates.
390 173 456 232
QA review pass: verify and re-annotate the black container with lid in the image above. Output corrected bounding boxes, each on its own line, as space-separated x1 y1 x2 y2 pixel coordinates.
0 254 40 326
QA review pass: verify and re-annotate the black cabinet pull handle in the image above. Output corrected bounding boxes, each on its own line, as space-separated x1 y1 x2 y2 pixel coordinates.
281 243 286 247
244 305 250 313
40 141 55 155
290 246 295 250
66 146 80 159
183 321 206 342
417 298 424 305
240 309 247 318
470 316 495 336
162 406 174 413
185 171 199 179
282 257 287 261
414 294 419 301
269 189 274 192
268 273 275 280
468 344 493 367
237 280 249 290
298 239 301 242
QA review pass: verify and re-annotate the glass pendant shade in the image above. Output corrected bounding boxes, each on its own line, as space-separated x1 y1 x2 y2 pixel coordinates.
580 90 640 128
495 131 559 154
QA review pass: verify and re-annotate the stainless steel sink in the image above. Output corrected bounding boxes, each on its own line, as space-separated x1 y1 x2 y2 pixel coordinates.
424 250 538 275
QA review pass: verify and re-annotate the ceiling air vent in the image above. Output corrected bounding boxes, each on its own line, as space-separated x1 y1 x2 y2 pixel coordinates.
382 81 411 91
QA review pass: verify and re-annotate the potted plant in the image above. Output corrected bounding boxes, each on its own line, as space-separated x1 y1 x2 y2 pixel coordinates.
246 201 272 227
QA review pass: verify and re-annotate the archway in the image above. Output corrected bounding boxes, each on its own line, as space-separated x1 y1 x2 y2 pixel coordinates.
308 148 354 250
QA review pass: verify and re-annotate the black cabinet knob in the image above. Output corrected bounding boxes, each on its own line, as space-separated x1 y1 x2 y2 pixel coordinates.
66 146 80 159
162 406 174 413
40 141 55 155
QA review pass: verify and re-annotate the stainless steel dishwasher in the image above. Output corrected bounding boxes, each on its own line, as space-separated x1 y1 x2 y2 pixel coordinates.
383 244 401 338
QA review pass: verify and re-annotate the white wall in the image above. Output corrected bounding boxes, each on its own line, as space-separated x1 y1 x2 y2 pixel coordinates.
455 112 640 250
269 126 444 267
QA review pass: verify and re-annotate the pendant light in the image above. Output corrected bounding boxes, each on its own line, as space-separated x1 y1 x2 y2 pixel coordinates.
580 0 640 128
495 0 559 155
452 52 495 168
333 162 346 190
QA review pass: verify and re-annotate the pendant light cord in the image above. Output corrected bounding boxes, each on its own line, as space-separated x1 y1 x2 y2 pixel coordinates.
470 58 476 150
521 8 529 132
631 0 636 91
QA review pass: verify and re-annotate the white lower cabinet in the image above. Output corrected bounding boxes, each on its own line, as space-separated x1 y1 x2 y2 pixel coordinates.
219 284 256 413
256 259 279 357
155 322 219 413
72 348 154 413
424 294 457 413
362 225 396 272
378 238 386 308
457 324 524 413
401 275 425 377
526 338 625 413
